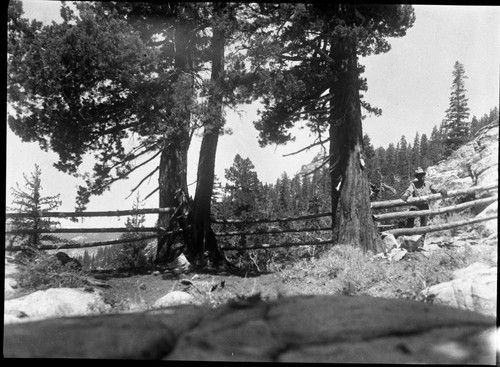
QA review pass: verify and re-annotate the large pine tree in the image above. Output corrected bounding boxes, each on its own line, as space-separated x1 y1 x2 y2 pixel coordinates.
239 4 414 253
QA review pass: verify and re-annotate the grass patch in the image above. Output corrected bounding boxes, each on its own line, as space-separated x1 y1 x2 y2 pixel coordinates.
278 240 497 301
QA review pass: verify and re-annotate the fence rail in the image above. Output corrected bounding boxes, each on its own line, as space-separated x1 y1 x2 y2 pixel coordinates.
370 183 497 210
5 207 175 219
384 214 497 236
5 227 163 234
373 195 498 222
5 183 497 252
5 235 159 252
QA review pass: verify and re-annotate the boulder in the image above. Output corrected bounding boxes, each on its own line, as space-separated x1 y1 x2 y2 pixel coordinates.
4 295 496 363
398 235 424 252
4 287 111 323
168 253 190 272
152 291 197 308
381 233 398 253
422 262 497 317
475 201 498 236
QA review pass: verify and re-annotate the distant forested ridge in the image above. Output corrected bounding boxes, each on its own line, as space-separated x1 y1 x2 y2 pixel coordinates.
215 105 499 225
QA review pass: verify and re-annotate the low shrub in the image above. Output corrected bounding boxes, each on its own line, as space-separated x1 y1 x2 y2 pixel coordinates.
15 251 88 290
110 242 148 270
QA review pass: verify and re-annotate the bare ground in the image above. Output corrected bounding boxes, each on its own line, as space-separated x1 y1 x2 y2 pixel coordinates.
90 263 339 311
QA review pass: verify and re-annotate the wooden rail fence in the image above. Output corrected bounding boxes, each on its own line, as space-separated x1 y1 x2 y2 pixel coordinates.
4 183 497 252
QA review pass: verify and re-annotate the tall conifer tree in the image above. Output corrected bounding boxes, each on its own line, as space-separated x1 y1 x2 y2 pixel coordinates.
443 61 470 156
7 164 62 249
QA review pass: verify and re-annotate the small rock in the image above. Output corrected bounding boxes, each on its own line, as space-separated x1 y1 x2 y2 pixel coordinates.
398 235 424 252
168 254 190 271
152 291 197 308
153 271 160 276
389 248 407 262
16 311 29 319
381 233 398 253
139 283 147 290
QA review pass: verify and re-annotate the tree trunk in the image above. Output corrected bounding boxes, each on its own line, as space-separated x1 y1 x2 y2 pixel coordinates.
156 137 190 263
329 32 382 254
155 19 193 264
189 2 228 268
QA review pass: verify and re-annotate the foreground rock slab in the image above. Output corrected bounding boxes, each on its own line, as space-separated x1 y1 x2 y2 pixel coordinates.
4 287 111 324
4 295 497 363
423 262 497 317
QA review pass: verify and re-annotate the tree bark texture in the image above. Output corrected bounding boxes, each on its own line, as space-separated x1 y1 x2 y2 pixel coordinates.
329 32 382 253
156 19 193 263
190 2 227 267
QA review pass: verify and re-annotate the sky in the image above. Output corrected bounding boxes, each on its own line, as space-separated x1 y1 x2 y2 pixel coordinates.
5 1 500 228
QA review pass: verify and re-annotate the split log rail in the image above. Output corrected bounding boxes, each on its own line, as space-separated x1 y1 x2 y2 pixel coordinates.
4 183 497 252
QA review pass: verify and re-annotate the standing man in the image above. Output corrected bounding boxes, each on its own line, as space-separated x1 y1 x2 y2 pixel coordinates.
401 167 448 228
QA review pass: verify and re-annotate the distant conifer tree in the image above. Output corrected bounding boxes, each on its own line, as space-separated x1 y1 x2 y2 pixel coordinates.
7 164 62 251
443 61 470 156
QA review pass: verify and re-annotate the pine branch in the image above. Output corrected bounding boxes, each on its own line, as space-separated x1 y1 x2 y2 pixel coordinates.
99 150 162 189
144 186 159 201
301 154 333 177
283 137 330 157
126 166 160 199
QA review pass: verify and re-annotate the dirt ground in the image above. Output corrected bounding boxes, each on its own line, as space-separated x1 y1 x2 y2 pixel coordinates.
91 264 329 310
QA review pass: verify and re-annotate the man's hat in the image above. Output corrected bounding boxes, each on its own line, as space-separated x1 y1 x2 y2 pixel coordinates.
414 167 426 176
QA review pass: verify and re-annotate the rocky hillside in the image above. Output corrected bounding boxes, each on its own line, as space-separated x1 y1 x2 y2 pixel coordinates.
426 121 498 234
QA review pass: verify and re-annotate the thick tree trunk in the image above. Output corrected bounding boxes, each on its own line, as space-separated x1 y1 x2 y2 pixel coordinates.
190 129 224 266
156 137 190 263
329 32 382 254
189 2 227 268
155 19 193 264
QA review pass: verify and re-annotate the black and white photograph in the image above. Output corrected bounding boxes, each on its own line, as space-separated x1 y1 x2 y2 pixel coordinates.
4 1 499 362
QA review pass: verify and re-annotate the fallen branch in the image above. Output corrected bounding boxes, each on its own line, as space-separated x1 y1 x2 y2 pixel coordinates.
373 195 498 221
212 212 332 225
384 214 498 236
371 183 497 210
215 226 332 237
221 239 335 251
